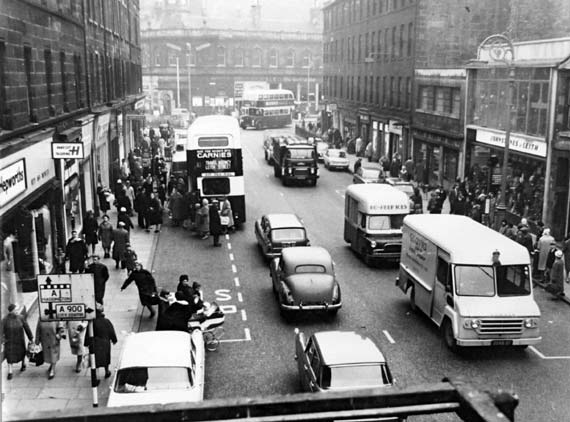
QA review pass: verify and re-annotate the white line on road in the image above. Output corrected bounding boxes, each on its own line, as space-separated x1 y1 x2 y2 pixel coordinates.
237 292 243 302
231 264 237 273
227 243 232 250
529 346 570 360
219 328 252 343
241 309 247 321
234 277 240 287
225 234 230 240
229 253 235 261
382 330 396 344
245 328 251 341
335 189 346 199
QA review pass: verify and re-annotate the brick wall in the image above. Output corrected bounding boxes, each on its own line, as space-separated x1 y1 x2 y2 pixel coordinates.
510 0 570 42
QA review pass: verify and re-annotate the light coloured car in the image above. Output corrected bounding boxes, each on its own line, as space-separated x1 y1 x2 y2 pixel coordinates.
385 177 414 198
107 330 205 407
323 149 349 171
315 140 329 162
353 166 386 184
295 330 395 392
270 246 341 317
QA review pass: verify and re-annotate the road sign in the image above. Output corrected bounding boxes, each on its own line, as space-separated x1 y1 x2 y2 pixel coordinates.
37 274 96 321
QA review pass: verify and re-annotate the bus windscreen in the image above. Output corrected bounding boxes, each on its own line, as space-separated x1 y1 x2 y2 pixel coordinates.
198 137 229 147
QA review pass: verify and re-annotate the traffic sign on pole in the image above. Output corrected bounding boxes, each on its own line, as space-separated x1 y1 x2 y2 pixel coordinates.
37 274 96 321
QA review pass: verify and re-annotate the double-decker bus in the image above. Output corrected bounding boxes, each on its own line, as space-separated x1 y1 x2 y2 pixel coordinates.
238 89 294 130
187 115 245 225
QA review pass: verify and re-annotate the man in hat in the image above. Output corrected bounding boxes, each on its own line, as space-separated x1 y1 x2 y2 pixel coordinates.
121 262 158 317
86 255 110 305
516 225 535 258
209 199 223 247
546 250 567 298
65 231 88 273
117 206 134 232
112 222 130 270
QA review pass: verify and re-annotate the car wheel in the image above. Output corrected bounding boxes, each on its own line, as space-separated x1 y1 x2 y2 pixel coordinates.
442 319 459 353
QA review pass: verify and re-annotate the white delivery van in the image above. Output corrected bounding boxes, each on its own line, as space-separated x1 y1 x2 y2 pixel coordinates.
344 184 410 265
396 214 541 351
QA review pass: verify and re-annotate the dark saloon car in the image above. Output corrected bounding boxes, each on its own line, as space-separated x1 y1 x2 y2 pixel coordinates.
270 246 341 316
294 330 394 393
254 213 310 260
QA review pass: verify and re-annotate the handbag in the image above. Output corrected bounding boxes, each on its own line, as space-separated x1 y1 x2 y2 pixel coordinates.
220 216 230 226
27 343 45 366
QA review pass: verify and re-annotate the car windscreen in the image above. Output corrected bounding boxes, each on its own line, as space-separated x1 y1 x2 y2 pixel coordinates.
271 228 306 242
322 364 392 389
295 265 326 273
114 367 192 393
329 150 346 158
361 168 381 179
496 265 531 296
287 149 315 159
455 265 495 297
367 214 406 230
395 185 414 197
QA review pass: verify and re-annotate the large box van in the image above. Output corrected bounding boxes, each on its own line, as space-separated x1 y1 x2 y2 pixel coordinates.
396 214 541 351
344 184 410 265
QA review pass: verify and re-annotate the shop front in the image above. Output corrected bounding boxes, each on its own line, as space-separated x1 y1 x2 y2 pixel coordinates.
465 126 547 223
1 133 60 310
412 129 462 189
384 120 403 160
341 112 357 142
93 112 111 193
62 159 83 240
76 115 96 214
358 110 371 154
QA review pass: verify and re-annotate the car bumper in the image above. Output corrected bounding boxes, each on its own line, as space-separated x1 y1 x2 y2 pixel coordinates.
456 336 542 346
281 303 342 311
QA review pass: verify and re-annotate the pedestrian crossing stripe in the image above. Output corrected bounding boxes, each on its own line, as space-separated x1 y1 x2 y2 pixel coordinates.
40 283 71 290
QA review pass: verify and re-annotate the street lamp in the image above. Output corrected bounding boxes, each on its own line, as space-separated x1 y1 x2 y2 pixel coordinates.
476 34 515 228
166 43 182 108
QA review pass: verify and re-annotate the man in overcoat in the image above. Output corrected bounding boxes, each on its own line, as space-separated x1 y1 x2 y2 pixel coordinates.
120 262 158 317
86 255 110 304
112 222 130 269
84 306 117 379
65 231 88 273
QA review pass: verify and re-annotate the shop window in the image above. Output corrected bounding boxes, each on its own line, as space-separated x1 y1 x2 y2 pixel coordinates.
555 158 569 188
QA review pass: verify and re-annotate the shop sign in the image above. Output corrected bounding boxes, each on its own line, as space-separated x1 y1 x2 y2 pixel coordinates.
134 99 145 110
51 142 84 159
0 159 27 208
126 113 145 121
359 114 370 123
95 113 110 148
473 127 547 158
388 120 403 136
328 103 337 111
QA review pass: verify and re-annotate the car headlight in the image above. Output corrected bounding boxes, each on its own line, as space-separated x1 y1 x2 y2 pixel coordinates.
369 240 377 248
332 283 341 303
463 319 481 329
524 318 539 328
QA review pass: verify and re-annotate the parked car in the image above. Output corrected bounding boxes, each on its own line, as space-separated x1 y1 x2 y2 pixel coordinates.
385 177 414 198
294 330 395 392
315 140 329 162
254 213 310 260
270 246 341 317
353 166 386 184
323 149 350 171
107 330 205 407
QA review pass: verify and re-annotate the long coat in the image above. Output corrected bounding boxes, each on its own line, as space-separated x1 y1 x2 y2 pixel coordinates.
65 238 88 272
117 212 134 232
36 320 65 365
197 205 210 233
67 321 87 356
86 261 110 304
548 258 566 295
563 238 570 274
2 313 33 364
148 197 163 225
209 205 223 235
220 199 235 227
537 234 555 271
85 314 117 368
168 191 187 221
121 269 158 307
112 228 130 261
98 220 114 250
82 216 99 245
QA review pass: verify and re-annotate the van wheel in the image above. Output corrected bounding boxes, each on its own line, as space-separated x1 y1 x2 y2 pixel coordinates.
273 165 279 177
442 319 459 353
408 287 417 312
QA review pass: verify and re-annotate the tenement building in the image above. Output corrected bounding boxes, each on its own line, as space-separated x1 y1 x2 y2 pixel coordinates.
0 0 143 316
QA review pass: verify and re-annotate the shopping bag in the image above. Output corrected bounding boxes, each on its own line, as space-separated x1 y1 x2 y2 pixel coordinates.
27 343 45 366
220 216 230 226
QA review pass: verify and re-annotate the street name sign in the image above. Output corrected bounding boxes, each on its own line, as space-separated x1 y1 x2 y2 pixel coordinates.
51 142 85 159
37 274 96 321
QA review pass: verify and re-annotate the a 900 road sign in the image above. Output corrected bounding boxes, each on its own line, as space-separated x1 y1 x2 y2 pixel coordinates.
37 274 96 321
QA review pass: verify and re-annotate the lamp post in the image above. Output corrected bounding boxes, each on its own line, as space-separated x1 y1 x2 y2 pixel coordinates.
166 43 182 108
306 57 311 114
186 43 192 117
476 34 515 228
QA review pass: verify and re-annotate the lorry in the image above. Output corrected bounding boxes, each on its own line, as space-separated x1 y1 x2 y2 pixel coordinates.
396 214 541 352
272 135 319 186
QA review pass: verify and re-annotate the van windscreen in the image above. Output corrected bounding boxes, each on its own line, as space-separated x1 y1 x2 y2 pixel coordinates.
455 266 495 297
368 214 406 230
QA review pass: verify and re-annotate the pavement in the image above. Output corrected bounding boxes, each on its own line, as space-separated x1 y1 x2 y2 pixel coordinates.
1 207 160 419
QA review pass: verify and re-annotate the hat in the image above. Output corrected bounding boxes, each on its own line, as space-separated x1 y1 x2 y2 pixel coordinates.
91 254 100 260
8 304 16 312
117 179 122 183
179 274 189 282
118 221 125 226
120 207 127 212
555 250 563 258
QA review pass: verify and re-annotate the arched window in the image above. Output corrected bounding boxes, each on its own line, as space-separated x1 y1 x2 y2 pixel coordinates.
252 47 262 67
269 48 278 67
286 49 295 67
235 48 244 67
216 45 226 66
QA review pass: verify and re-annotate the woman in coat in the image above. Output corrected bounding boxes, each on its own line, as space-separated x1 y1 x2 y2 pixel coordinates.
97 184 111 214
67 321 87 373
2 304 33 380
82 210 99 255
537 228 555 280
220 196 235 231
168 188 187 226
98 214 114 259
35 320 65 379
209 200 223 247
197 199 210 239
148 192 163 233
84 307 117 378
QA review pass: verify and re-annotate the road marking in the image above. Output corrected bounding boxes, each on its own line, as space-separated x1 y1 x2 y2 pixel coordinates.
279 192 284 196
529 346 570 360
219 304 237 314
241 309 247 321
220 328 252 343
335 189 345 199
237 292 243 302
225 234 230 240
382 330 395 344
227 243 232 250
231 264 237 273
229 253 235 261
234 277 240 287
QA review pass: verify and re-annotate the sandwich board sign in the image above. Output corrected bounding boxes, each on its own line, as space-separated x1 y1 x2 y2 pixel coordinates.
37 274 96 321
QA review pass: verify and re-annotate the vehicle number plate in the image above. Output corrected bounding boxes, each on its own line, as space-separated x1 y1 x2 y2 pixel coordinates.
491 340 513 346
